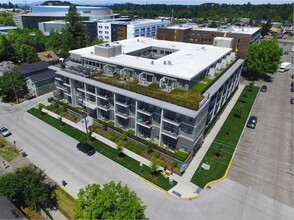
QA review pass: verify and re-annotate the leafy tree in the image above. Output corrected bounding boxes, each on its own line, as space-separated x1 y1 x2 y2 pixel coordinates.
62 5 86 56
76 181 146 219
244 39 283 76
287 13 294 23
271 15 283 23
90 38 104 46
0 67 27 101
0 166 50 209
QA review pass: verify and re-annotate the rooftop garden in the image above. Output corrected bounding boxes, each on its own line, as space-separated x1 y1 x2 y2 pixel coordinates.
87 59 237 110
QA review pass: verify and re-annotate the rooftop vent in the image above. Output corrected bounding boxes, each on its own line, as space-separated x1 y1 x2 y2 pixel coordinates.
202 46 206 50
151 61 154 65
163 60 166 65
168 60 172 65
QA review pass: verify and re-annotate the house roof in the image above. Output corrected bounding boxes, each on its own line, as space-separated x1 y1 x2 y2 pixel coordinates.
19 61 51 75
26 69 55 83
37 51 59 62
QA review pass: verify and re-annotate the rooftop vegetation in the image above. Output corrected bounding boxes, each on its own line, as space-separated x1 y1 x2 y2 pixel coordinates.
88 59 237 110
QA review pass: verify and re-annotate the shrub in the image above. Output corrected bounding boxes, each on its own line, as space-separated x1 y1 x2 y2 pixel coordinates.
147 144 153 153
127 129 135 135
172 161 178 168
174 151 188 161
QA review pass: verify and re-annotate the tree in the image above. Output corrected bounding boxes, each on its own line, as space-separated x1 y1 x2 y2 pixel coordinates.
260 20 272 38
76 182 146 219
90 38 104 46
61 5 86 56
0 35 16 61
244 39 283 77
0 166 50 209
0 67 26 102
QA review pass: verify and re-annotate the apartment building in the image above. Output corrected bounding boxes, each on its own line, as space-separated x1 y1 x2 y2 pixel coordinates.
51 37 242 152
97 19 170 42
157 25 261 58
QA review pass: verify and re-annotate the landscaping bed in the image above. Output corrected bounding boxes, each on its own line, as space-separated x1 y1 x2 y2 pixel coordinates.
28 108 177 191
53 187 76 219
191 84 259 188
0 138 19 161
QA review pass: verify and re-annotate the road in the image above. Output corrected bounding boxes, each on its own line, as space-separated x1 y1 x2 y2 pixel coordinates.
0 91 293 220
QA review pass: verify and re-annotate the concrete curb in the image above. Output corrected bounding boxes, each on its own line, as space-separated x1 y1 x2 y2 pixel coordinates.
139 176 169 194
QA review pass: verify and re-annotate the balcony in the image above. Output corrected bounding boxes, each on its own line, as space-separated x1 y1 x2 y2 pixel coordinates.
97 94 110 100
63 82 70 87
83 100 97 110
55 84 65 91
116 111 129 119
77 87 85 92
116 100 129 108
161 129 179 139
97 103 110 111
162 117 181 126
55 76 62 81
137 118 152 129
137 107 152 116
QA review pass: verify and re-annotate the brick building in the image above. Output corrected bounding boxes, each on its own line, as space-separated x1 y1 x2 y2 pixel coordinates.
157 25 261 58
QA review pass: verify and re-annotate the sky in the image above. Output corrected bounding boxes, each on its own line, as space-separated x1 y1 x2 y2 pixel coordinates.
0 0 292 5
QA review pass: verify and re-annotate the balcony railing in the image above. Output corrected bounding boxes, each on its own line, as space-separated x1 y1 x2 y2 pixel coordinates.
161 129 179 139
137 107 152 116
162 117 181 126
97 94 110 100
137 118 152 128
116 100 129 108
97 103 110 111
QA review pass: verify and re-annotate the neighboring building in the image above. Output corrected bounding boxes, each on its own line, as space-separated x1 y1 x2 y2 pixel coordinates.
50 37 242 152
0 196 26 219
157 25 261 58
97 19 170 42
19 61 55 97
13 6 113 29
0 26 17 35
38 20 97 44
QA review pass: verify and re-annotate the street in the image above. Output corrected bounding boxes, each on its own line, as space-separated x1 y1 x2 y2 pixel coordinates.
0 89 293 219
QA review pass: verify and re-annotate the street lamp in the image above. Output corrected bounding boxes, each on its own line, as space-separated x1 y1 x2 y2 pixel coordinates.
13 140 16 152
81 95 88 134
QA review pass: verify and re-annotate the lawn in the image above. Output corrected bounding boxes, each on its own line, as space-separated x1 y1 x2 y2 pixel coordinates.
53 187 76 219
28 108 177 191
0 138 19 161
191 85 259 188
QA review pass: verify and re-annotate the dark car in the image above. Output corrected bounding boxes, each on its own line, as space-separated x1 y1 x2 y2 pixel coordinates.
291 98 294 104
291 87 294 92
260 85 267 92
247 116 258 129
284 51 289 55
77 143 95 156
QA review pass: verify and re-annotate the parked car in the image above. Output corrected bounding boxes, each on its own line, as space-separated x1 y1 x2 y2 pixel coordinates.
0 125 12 137
260 85 267 92
76 143 95 156
246 116 258 129
291 98 294 104
291 87 294 92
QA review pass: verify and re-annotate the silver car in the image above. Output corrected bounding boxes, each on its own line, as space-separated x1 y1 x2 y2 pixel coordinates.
0 124 12 137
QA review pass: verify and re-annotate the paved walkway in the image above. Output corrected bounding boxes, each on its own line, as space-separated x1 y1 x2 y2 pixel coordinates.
40 84 245 199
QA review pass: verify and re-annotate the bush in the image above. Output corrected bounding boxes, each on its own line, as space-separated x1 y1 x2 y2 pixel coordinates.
147 144 153 153
172 161 178 168
127 129 135 135
174 151 189 161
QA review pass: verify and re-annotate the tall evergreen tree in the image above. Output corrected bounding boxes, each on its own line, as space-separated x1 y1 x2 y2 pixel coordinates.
61 5 86 57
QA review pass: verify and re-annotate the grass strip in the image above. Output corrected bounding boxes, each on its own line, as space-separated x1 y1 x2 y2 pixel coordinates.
53 187 76 219
191 85 259 188
28 108 177 191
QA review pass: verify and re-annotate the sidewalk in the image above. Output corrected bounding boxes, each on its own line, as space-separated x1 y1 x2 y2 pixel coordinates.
40 84 245 199
182 84 245 182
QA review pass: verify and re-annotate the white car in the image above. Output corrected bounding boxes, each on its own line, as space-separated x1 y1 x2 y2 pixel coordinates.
0 124 12 137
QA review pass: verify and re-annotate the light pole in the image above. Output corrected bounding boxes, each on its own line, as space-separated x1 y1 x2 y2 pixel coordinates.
81 95 88 134
13 140 16 152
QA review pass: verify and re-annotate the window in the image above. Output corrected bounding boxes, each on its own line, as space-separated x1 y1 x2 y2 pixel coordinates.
105 31 109 34
160 50 164 54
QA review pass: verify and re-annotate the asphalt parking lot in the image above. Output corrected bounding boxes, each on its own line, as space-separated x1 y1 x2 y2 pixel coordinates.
228 43 294 208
